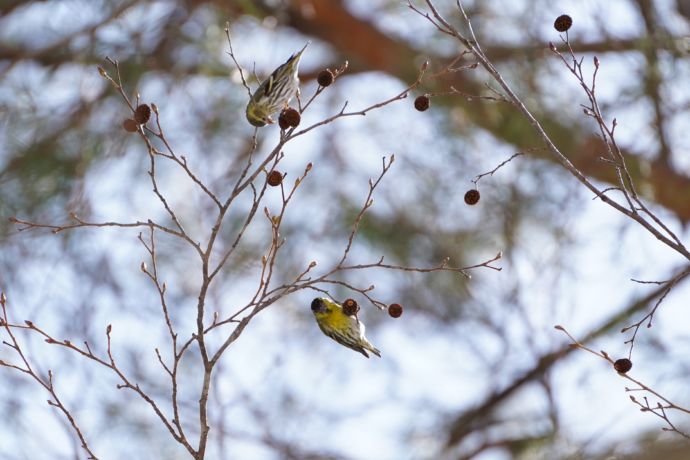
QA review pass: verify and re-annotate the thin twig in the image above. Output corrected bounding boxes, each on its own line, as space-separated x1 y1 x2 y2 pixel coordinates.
224 23 252 98
410 1 690 264
0 294 100 459
556 325 690 439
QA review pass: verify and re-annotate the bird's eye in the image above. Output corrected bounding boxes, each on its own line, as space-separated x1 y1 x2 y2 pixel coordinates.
311 298 322 311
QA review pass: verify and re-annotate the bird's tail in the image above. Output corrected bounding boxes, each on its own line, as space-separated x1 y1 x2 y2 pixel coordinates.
366 343 381 358
293 42 310 60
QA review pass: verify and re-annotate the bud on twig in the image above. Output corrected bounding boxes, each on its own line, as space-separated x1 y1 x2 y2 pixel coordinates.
614 358 633 374
134 104 152 124
414 95 430 112
554 14 573 32
123 119 138 133
267 170 283 187
388 303 403 318
279 108 301 129
343 299 359 316
464 189 480 205
317 69 334 87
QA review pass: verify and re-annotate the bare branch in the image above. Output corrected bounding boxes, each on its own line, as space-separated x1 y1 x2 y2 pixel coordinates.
224 23 253 98
0 294 100 459
556 325 690 439
412 1 690 261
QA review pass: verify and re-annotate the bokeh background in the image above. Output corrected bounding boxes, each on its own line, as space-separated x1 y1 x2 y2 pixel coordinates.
1 0 690 459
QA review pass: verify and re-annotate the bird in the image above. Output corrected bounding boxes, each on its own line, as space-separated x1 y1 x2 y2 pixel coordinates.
310 297 381 358
245 43 309 127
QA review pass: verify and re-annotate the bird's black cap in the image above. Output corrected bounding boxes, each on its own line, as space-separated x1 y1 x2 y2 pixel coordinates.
311 298 323 312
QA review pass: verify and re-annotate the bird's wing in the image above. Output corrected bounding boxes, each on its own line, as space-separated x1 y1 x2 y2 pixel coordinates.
352 316 381 357
349 315 364 337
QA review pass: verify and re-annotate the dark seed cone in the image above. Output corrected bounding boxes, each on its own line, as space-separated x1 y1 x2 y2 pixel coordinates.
343 298 359 316
267 170 283 187
464 189 480 205
414 95 430 112
134 104 151 124
388 303 403 318
554 14 572 32
317 69 334 87
614 358 632 373
279 107 301 129
278 115 291 130
123 118 138 132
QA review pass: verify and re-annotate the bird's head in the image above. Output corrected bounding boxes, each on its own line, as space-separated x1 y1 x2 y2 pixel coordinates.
311 297 335 315
245 103 271 127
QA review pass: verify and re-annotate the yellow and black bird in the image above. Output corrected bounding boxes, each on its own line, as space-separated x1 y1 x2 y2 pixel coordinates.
311 297 381 358
245 43 308 127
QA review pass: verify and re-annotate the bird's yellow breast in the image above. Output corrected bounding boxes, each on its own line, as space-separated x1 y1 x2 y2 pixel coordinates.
314 307 351 329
